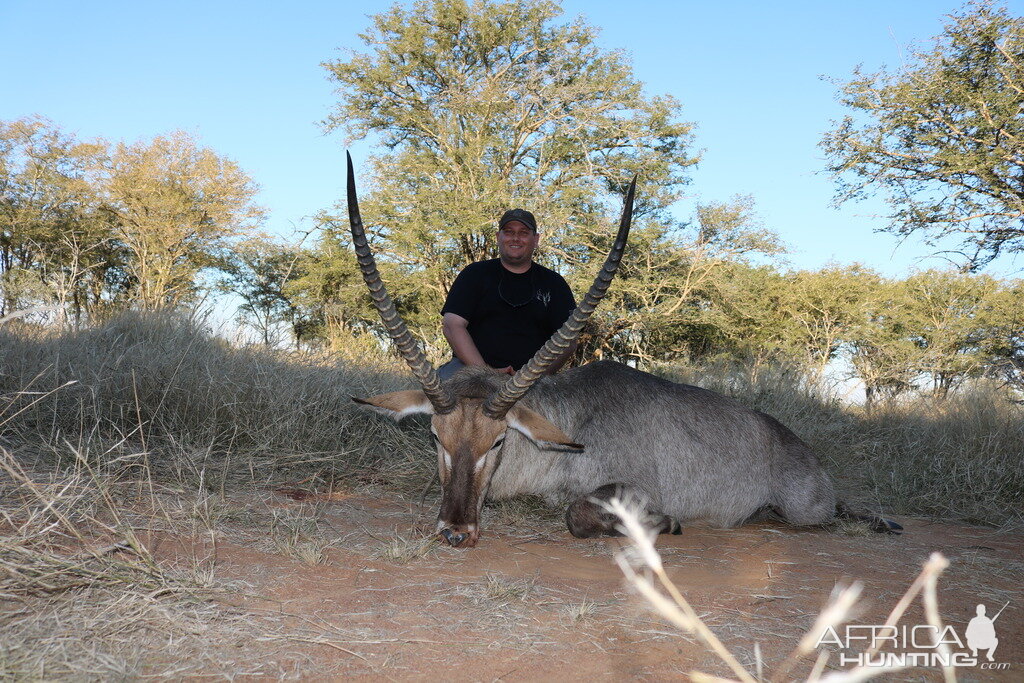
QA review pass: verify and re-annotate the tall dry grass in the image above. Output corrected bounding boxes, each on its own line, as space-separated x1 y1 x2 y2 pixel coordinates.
1 313 1019 526
0 311 433 493
0 312 435 676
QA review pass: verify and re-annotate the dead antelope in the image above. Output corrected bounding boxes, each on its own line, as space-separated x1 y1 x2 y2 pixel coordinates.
346 154 900 547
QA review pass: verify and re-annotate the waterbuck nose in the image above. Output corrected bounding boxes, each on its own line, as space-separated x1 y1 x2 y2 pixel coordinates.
440 528 467 547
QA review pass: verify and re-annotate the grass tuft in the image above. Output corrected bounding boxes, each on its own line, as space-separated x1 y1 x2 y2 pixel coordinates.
268 506 332 566
564 598 600 623
483 574 535 604
374 531 440 564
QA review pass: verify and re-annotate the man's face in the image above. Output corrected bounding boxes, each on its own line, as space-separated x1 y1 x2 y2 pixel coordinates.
497 221 539 267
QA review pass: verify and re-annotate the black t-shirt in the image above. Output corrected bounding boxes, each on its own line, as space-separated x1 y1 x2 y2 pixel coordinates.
441 259 576 370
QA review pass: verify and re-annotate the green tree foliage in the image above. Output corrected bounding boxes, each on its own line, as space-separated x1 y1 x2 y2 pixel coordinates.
103 132 265 309
312 0 697 347
845 269 1022 404
571 195 787 364
0 117 112 322
776 266 882 380
983 278 1024 390
845 279 924 405
218 236 302 346
285 219 439 351
1 120 265 320
900 269 1014 396
822 1 1024 269
713 265 882 379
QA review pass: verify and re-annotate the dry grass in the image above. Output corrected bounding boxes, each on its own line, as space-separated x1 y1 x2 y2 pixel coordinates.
0 311 1019 677
428 572 548 642
564 598 601 623
482 573 536 604
0 449 167 599
374 531 440 564
269 505 333 566
0 439 253 679
0 589 272 679
2 312 1018 527
485 495 564 529
604 496 955 682
0 310 432 496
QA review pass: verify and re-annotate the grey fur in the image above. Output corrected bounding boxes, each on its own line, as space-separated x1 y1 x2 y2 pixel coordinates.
447 361 837 529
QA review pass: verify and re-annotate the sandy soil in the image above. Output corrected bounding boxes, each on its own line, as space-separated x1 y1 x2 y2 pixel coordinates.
123 486 1023 681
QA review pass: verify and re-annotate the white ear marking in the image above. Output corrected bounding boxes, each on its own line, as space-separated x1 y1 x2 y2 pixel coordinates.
506 412 531 436
351 391 433 421
394 404 430 419
507 407 584 451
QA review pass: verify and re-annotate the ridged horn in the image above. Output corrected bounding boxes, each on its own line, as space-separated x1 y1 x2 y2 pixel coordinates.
346 152 455 414
483 176 637 419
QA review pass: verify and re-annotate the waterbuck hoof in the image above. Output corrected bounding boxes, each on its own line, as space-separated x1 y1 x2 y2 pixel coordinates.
876 518 903 534
835 503 904 535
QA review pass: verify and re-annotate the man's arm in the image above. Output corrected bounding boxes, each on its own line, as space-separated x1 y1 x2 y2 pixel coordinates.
442 312 489 368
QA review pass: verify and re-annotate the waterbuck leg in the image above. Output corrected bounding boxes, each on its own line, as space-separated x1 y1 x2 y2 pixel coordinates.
835 502 903 534
565 484 682 539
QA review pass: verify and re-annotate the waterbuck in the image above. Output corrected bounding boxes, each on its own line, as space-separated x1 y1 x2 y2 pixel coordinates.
346 154 900 547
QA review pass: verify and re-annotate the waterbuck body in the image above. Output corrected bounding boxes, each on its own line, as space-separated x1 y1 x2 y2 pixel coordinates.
447 362 835 530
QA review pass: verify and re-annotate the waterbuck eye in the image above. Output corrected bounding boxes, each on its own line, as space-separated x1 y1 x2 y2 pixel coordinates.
492 437 505 450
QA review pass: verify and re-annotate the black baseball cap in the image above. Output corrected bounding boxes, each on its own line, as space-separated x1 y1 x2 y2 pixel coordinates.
499 208 537 232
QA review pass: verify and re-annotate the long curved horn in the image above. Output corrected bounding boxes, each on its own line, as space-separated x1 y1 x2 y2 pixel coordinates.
346 153 455 414
483 176 637 419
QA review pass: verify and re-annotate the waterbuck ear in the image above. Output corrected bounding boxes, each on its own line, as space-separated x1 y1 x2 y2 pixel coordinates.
352 390 434 420
507 405 584 452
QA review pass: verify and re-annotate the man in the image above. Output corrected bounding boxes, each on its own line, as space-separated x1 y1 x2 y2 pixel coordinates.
966 603 1000 662
439 208 576 380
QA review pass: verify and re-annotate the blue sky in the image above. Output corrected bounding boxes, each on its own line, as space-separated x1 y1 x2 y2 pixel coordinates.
3 0 1021 277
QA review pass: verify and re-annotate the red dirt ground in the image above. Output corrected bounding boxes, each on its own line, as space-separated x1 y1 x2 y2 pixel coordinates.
144 489 1022 681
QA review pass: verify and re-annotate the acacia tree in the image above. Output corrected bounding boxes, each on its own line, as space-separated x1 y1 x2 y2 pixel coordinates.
823 1 1024 269
899 269 1011 397
0 117 113 322
316 0 697 343
102 132 265 309
984 278 1024 391
570 195 786 364
844 278 924 406
219 236 303 347
774 265 882 381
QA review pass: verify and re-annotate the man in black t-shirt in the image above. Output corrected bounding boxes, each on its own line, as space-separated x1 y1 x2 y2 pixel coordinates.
439 208 576 380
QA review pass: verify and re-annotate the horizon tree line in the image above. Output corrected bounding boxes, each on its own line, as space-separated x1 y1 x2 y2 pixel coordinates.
2 0 1022 402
